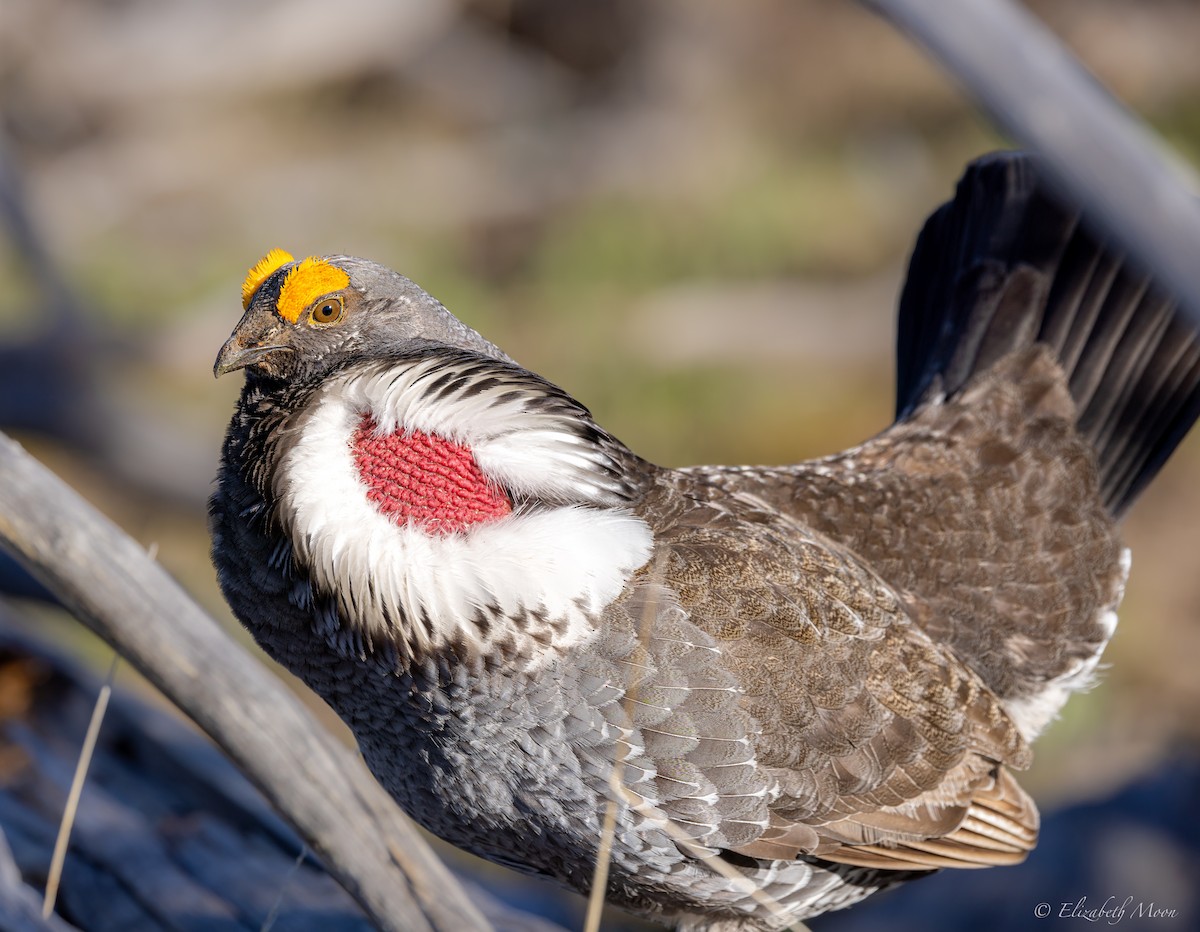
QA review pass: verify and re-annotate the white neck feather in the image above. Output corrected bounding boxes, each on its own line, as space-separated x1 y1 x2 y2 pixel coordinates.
273 357 654 661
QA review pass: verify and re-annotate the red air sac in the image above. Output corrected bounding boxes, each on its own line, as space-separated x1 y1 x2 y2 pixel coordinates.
351 416 512 535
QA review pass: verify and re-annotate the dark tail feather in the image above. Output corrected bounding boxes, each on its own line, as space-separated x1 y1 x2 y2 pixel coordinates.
895 151 1200 517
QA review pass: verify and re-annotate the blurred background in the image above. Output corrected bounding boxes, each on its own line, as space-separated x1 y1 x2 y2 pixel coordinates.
0 0 1198 928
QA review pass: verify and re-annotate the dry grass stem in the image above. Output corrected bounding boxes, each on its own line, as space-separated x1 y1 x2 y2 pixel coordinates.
43 653 120 919
586 564 795 929
260 843 309 932
584 795 622 932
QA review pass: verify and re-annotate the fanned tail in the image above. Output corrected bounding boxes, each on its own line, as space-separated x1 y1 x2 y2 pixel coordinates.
896 152 1200 516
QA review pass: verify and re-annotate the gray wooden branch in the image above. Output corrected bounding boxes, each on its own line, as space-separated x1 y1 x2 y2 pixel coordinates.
0 431 492 932
864 0 1200 325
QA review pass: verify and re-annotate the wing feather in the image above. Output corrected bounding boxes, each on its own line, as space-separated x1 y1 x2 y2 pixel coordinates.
623 475 1037 870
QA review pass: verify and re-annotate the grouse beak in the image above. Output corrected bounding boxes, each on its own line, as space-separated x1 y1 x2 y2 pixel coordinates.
213 335 292 378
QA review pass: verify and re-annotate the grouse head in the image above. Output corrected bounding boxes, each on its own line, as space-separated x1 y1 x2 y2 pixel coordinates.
214 248 511 383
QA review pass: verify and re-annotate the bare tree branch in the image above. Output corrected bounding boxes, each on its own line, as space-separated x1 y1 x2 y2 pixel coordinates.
864 0 1200 324
0 431 493 932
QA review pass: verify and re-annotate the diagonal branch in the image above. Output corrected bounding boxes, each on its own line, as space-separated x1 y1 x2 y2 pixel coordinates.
864 0 1200 325
0 431 493 932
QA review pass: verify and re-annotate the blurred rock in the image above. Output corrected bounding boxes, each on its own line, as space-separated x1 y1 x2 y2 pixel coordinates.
465 0 646 83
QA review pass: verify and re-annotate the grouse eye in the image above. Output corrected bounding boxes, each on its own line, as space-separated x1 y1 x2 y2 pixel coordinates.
310 295 344 325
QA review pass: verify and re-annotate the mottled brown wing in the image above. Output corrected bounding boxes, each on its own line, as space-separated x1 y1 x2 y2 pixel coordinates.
632 475 1036 871
683 348 1125 706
